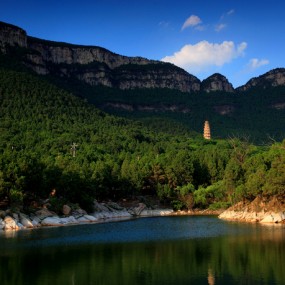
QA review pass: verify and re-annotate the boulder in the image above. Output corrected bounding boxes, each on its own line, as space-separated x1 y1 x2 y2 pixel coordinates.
219 209 285 224
76 216 91 223
92 212 107 219
19 214 34 228
0 218 4 230
4 216 19 230
106 201 125 211
76 215 98 222
84 215 98 222
93 200 111 212
41 217 62 226
31 216 41 227
128 203 146 216
35 208 57 220
260 212 285 223
140 209 173 216
71 208 87 218
114 209 132 218
62 204 71 216
60 216 77 224
17 222 25 229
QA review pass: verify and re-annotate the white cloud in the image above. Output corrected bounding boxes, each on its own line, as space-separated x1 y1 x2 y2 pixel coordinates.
215 23 227 32
227 9 235 16
161 41 247 74
194 25 206 31
181 15 202 30
220 9 235 20
247 58 269 70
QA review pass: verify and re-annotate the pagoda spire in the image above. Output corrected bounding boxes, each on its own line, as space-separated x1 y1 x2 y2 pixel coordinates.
203 120 211 140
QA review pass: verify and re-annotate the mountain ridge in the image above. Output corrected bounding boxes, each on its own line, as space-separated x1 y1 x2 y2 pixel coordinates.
1 20 285 93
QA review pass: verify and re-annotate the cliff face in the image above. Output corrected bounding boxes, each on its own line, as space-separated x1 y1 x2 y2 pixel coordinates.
1 21 285 94
201 73 234 92
0 21 200 93
0 22 27 52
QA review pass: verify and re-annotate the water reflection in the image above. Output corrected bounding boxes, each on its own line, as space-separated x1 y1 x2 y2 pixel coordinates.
0 216 284 285
207 268 214 285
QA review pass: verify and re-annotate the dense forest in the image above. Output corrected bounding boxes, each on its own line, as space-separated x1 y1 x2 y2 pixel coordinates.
0 66 284 214
46 73 285 143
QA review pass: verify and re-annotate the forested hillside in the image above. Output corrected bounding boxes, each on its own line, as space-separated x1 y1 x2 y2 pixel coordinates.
39 69 285 142
0 68 285 213
82 84 285 142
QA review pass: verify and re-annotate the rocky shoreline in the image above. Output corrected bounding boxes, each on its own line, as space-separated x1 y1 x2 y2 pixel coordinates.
2 195 284 232
218 195 285 224
0 200 174 232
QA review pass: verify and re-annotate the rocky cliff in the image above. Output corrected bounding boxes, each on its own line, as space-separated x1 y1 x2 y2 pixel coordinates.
201 73 234 92
219 195 285 224
0 21 200 93
1 21 285 93
0 21 27 52
237 68 285 91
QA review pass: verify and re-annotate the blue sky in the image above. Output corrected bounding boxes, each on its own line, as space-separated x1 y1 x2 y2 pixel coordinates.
1 0 284 88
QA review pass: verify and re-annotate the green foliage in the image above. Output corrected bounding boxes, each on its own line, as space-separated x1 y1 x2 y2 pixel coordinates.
157 183 174 201
0 65 284 212
194 181 225 208
9 188 24 205
66 79 285 143
176 183 195 196
171 199 185 211
208 201 231 210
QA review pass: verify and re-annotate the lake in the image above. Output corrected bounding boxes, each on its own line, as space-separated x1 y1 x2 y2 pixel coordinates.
0 215 285 285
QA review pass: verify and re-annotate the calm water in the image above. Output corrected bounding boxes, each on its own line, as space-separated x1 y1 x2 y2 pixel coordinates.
0 216 285 285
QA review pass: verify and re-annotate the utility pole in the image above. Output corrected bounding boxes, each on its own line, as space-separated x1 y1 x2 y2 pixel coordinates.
71 142 78 157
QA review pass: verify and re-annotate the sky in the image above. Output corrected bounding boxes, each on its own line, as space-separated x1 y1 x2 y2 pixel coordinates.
1 0 284 88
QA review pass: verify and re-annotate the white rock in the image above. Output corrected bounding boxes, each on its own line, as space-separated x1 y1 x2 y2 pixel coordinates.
60 216 77 224
261 214 274 223
103 212 116 219
76 215 98 222
128 203 146 216
41 217 62 226
84 215 98 222
20 215 34 228
116 210 132 217
92 212 106 219
17 222 25 229
31 220 40 227
31 216 41 227
0 218 4 230
76 216 90 222
261 212 285 223
4 216 19 230
140 209 173 216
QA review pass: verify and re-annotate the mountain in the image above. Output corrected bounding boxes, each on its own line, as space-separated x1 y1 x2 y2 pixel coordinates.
201 73 234 93
237 68 285 91
4 21 285 94
0 21 200 93
1 20 285 142
1 22 285 213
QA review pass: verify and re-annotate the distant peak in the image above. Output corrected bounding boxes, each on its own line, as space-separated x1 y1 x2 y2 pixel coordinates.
201 73 234 93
